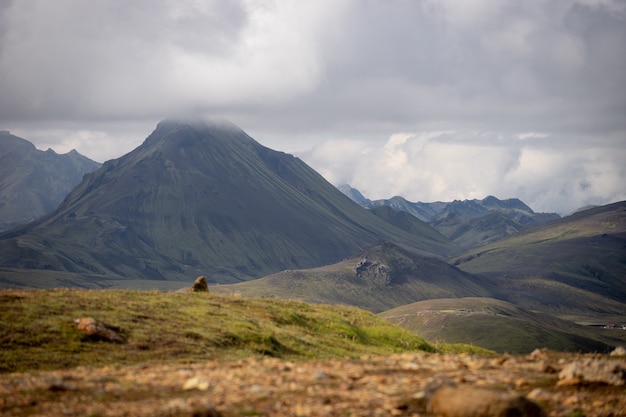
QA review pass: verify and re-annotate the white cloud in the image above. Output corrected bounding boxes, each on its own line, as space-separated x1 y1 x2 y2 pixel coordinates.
301 131 626 214
0 0 624 213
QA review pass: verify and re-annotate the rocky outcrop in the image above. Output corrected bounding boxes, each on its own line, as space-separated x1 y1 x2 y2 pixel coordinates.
188 276 209 292
73 317 125 343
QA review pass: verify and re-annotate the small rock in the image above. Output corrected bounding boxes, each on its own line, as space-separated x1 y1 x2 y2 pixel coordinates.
73 317 125 343
167 398 221 416
314 370 333 381
526 388 552 403
610 346 626 357
529 348 548 360
558 359 626 386
188 276 209 292
182 376 211 391
428 385 546 417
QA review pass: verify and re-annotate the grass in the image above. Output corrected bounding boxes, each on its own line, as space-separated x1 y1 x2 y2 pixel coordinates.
379 297 622 354
0 288 440 373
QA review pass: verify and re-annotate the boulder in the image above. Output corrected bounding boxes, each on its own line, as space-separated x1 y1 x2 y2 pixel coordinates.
188 276 209 292
558 359 626 386
428 385 545 417
73 317 125 343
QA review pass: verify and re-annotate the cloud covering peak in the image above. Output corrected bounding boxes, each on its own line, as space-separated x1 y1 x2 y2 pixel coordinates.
0 0 624 214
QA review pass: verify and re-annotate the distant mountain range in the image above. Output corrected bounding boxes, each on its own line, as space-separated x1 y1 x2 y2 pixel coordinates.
0 131 101 231
0 119 452 285
338 184 560 250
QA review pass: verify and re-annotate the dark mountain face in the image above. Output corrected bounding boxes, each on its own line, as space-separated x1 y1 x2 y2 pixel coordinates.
0 131 101 231
0 119 453 284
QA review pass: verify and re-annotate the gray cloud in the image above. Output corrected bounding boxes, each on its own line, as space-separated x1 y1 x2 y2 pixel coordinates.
0 0 624 213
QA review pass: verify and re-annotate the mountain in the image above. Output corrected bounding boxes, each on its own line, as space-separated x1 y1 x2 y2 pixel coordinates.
0 131 101 231
210 241 490 313
451 201 626 318
338 185 560 250
379 297 620 353
0 119 455 286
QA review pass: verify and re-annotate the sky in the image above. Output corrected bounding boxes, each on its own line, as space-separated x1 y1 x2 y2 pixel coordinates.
0 0 625 215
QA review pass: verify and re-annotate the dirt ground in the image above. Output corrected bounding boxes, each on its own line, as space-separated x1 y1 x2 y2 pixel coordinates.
1 350 625 417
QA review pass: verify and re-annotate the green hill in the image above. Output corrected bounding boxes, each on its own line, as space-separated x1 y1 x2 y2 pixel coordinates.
0 288 439 373
450 201 626 318
211 241 490 313
379 297 625 354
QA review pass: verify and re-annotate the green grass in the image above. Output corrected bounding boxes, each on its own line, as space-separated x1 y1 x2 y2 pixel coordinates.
0 288 438 373
379 297 620 354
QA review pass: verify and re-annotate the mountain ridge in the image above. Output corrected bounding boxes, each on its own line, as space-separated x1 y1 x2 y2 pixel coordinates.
0 131 101 231
338 184 561 250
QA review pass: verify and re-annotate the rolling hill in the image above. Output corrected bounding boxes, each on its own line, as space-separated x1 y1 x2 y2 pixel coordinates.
379 297 624 354
451 201 626 318
0 131 101 231
0 119 454 287
211 241 489 313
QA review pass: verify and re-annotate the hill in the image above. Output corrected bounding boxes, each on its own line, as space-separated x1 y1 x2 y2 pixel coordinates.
1 290 625 417
379 297 625 354
0 131 101 231
0 119 454 286
211 241 489 313
451 201 626 319
0 288 437 373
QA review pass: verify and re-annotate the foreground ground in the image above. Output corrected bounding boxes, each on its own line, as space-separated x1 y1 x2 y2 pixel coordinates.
1 350 625 417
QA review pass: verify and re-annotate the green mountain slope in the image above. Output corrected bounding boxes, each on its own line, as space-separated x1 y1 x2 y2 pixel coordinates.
379 297 623 353
0 119 454 285
0 131 101 231
450 201 626 317
211 241 489 313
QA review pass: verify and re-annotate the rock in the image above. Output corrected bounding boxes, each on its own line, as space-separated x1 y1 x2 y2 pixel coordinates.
428 385 546 417
558 359 626 386
610 346 626 357
188 276 209 292
529 348 548 360
73 317 125 343
182 376 210 391
526 388 552 403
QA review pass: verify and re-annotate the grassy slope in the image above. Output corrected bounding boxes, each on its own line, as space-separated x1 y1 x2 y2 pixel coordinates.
379 297 626 354
0 289 443 373
210 242 490 313
449 202 626 316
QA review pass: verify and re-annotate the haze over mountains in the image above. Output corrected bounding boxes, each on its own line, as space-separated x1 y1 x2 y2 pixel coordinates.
0 130 100 231
0 119 624 353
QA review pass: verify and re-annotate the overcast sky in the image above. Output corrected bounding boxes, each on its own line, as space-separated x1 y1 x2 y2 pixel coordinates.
1 0 625 214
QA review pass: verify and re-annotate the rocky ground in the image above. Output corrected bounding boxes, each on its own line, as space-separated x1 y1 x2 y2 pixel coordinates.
1 349 625 417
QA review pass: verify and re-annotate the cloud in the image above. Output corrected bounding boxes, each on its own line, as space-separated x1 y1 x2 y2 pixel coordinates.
0 0 339 119
300 130 626 214
0 0 624 213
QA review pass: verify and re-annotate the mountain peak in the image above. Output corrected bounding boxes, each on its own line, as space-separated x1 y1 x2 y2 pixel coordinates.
155 117 242 134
